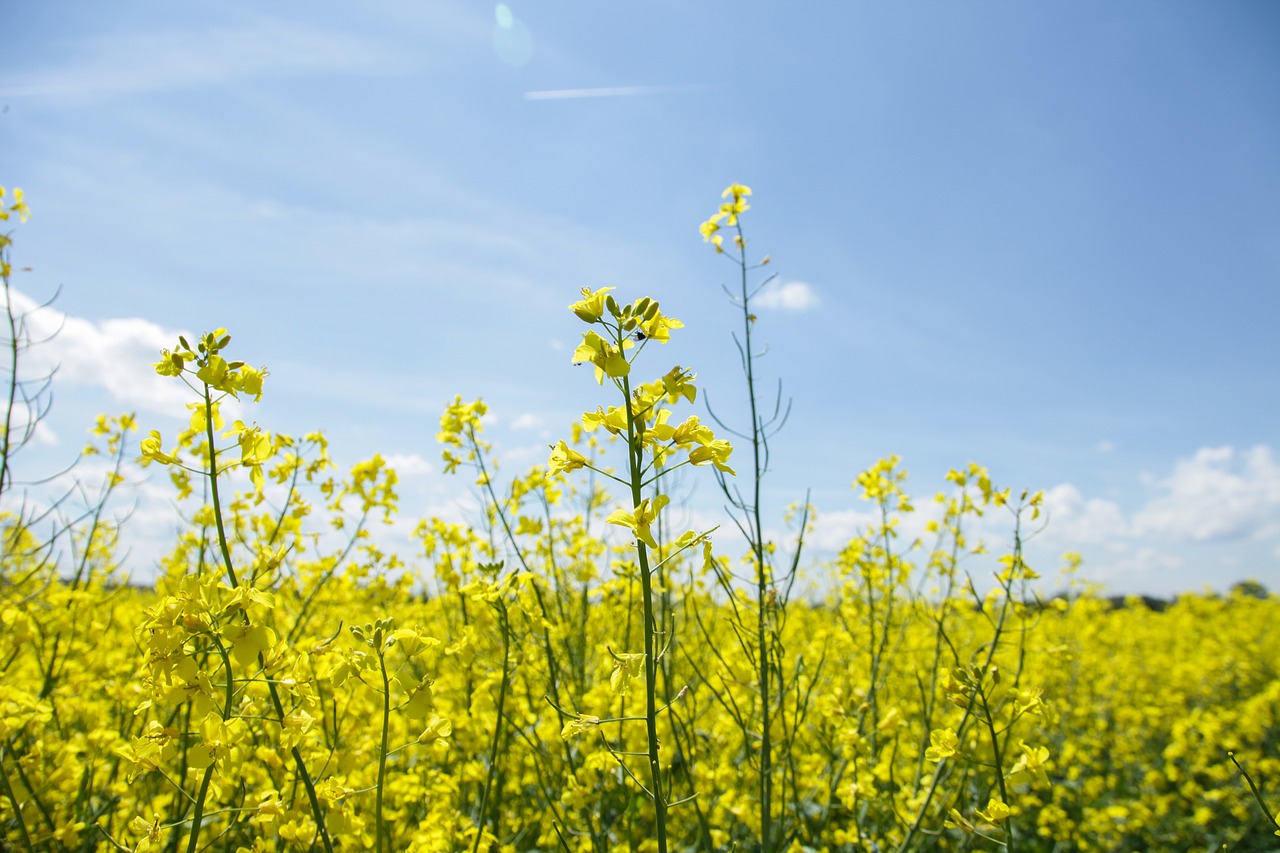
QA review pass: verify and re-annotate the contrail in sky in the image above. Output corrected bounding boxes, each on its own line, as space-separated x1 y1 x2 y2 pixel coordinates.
525 84 703 101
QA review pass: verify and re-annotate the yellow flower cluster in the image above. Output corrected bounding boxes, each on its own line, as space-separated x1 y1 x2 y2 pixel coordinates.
3 185 1278 852
6 499 1278 850
699 183 752 253
1 185 32 277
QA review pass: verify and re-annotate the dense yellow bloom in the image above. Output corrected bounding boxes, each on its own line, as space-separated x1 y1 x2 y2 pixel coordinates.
561 714 601 738
976 797 1012 825
581 404 629 435
569 286 615 323
1007 741 1052 787
698 183 753 249
606 494 669 548
400 675 436 718
188 716 248 770
636 306 684 343
659 365 696 404
572 330 630 382
138 429 179 466
925 727 960 761
438 395 489 474
687 437 735 474
6 193 1280 852
548 439 589 475
0 185 30 222
418 714 453 743
609 651 646 696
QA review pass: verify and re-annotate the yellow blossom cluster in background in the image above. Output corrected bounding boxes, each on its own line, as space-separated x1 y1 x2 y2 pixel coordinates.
2 185 1279 851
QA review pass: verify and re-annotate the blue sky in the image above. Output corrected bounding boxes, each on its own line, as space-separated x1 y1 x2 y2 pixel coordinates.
3 0 1279 596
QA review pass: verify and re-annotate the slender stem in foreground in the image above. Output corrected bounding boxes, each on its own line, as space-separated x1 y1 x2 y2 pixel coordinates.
473 603 513 853
200 383 335 853
0 747 35 853
376 646 391 853
734 221 775 853
622 370 668 853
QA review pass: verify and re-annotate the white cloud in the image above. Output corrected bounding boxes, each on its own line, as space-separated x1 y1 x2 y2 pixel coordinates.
4 287 212 417
806 499 963 555
510 412 544 431
3 400 60 448
1097 440 1116 453
501 442 557 468
525 85 703 101
806 506 879 552
754 280 818 312
383 452 433 477
1132 445 1280 543
1103 546 1184 579
1039 483 1129 545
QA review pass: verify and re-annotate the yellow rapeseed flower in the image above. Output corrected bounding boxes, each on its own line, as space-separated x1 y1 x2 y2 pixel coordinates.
925 727 960 761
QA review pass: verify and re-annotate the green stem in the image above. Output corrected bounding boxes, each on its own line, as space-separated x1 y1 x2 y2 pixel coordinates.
200 382 335 853
203 385 239 590
896 543 1020 853
734 223 774 853
469 426 571 737
472 603 512 853
1229 752 1280 834
978 683 1013 850
622 371 668 853
183 765 216 853
179 604 235 853
0 745 35 853
376 646 391 853
0 265 21 501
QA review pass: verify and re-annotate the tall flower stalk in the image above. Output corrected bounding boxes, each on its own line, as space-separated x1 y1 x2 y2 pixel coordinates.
699 183 810 850
143 331 336 853
550 287 732 851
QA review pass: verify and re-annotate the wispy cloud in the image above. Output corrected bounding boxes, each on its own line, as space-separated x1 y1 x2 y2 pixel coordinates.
795 445 1280 595
0 18 416 101
5 287 200 417
1040 445 1280 549
1133 445 1280 543
1039 483 1128 545
806 506 880 552
510 412 544 430
382 452 431 477
525 84 702 101
755 280 818 312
